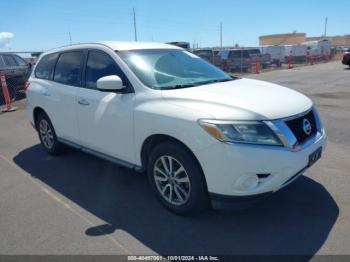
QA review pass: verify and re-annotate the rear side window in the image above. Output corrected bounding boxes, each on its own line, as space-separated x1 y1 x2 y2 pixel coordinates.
13 55 27 66
3 55 17 66
229 50 250 58
85 50 127 90
54 51 84 86
0 56 5 67
35 53 59 80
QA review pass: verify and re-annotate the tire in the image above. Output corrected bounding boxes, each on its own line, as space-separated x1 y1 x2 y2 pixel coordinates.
147 141 209 215
36 112 64 155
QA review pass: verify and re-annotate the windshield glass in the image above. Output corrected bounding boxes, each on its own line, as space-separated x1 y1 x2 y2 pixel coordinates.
118 49 233 90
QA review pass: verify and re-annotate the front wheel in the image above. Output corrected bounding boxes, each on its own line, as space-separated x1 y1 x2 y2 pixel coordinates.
147 142 209 215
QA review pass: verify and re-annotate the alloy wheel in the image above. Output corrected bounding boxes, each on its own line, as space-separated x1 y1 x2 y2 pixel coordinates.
153 155 191 206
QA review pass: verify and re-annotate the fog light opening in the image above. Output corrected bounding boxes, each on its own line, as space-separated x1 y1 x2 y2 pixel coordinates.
236 174 259 191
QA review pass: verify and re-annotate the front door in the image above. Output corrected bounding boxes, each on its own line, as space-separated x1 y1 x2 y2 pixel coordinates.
76 50 135 164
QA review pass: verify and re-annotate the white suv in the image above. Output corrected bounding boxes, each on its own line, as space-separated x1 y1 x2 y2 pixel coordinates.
26 42 326 215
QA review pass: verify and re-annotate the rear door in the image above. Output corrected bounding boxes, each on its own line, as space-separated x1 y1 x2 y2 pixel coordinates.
76 49 135 163
45 50 84 142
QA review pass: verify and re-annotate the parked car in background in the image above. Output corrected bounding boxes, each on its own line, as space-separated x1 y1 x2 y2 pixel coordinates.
217 49 252 72
342 48 350 67
247 48 271 69
192 48 220 65
0 53 31 103
26 42 326 215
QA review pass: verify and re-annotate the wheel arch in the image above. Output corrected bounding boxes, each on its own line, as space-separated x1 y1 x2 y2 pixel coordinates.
140 134 204 175
33 107 46 130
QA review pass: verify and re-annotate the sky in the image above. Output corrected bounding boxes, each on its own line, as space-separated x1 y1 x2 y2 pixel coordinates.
0 0 348 52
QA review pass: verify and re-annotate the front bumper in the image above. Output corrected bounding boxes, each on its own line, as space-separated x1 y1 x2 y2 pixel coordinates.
194 112 327 199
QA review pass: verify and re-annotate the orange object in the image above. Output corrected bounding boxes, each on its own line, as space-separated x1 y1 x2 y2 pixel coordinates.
0 74 17 112
255 56 260 74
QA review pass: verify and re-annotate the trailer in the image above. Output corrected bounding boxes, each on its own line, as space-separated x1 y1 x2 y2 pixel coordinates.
303 39 332 59
260 45 286 66
284 44 307 63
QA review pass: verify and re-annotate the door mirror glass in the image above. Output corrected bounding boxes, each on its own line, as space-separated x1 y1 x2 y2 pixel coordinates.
97 75 124 91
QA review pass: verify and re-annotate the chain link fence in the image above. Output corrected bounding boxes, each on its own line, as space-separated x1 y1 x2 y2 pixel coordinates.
192 44 344 76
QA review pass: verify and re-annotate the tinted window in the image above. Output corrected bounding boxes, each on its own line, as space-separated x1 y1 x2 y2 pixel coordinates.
3 55 17 66
54 51 83 86
229 50 250 58
85 50 126 89
14 55 27 66
0 56 5 67
35 53 59 80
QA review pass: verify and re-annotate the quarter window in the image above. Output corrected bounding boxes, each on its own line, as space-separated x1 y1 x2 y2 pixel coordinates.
35 53 59 80
85 50 126 89
54 51 83 86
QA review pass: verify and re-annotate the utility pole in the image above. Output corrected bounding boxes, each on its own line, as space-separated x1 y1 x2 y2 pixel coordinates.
133 8 138 41
220 22 223 49
324 17 328 37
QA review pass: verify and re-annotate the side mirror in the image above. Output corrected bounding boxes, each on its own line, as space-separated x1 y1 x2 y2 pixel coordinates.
97 75 125 91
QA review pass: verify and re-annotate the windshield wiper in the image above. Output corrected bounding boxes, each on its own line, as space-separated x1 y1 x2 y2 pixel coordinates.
194 78 235 86
162 84 197 90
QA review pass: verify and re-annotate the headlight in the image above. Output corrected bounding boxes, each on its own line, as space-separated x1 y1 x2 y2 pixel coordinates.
198 119 283 146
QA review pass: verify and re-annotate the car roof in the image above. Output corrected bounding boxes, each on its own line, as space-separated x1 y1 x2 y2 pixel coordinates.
44 41 182 54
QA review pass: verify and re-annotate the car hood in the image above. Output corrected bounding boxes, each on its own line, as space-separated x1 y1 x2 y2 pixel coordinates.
161 78 313 120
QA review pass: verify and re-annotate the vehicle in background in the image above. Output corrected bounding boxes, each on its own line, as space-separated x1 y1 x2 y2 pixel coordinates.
260 45 285 67
0 53 31 103
217 49 252 72
284 44 307 63
246 48 271 69
166 42 190 50
342 48 350 67
303 40 332 60
192 48 220 65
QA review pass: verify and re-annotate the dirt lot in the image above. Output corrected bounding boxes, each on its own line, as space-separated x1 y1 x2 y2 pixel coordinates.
0 61 349 257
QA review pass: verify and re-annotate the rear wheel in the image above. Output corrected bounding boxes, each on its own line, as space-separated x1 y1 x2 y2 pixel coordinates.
36 112 64 155
147 141 209 215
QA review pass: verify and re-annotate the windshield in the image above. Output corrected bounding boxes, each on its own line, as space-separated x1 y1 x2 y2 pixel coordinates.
118 49 233 90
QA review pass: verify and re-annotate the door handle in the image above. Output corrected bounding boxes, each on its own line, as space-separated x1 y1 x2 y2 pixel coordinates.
78 99 90 106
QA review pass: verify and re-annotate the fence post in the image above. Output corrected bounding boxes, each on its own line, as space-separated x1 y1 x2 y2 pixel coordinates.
255 56 260 74
288 51 293 69
0 74 17 112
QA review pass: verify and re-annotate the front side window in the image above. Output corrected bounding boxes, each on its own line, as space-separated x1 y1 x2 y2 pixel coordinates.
35 53 59 80
14 55 27 66
118 49 233 90
54 51 83 86
85 50 126 89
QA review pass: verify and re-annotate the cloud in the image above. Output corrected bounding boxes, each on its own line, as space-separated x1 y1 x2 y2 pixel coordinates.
0 32 15 48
